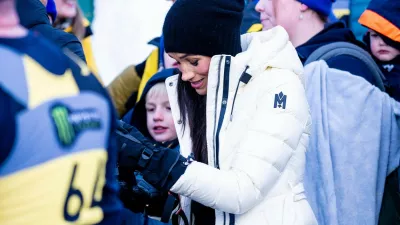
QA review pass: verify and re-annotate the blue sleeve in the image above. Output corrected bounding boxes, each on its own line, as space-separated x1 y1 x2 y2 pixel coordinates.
54 30 87 63
98 122 123 224
326 55 377 86
59 34 87 63
97 95 124 224
32 25 87 63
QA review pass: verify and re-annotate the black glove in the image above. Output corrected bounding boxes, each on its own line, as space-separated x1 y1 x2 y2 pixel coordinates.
116 120 188 192
119 170 169 216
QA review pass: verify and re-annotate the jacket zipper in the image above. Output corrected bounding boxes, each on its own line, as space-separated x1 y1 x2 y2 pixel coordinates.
213 56 233 225
214 56 231 169
230 66 251 121
213 56 224 168
229 213 235 225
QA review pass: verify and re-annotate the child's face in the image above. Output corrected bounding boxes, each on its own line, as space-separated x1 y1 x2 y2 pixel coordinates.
370 30 400 62
145 92 177 143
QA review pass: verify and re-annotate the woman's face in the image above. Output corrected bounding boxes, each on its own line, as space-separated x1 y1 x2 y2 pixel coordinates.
269 0 302 35
255 0 276 30
169 53 211 96
54 0 77 19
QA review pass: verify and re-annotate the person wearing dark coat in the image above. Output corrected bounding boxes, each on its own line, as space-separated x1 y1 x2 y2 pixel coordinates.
16 0 86 62
359 0 400 224
359 0 400 101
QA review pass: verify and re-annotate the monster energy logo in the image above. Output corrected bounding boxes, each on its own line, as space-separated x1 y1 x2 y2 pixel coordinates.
51 105 101 147
52 106 76 146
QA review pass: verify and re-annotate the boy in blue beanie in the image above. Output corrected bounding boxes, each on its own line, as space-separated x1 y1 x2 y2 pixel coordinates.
359 0 400 101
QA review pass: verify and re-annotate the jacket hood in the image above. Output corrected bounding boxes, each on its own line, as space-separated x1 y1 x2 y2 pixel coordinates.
238 25 304 79
358 0 400 45
129 68 179 137
17 0 50 29
296 21 366 64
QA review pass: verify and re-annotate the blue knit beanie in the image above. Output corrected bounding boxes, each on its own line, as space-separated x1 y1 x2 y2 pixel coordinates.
298 0 336 18
46 0 57 22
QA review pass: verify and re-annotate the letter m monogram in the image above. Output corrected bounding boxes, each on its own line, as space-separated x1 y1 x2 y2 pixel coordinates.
274 92 287 109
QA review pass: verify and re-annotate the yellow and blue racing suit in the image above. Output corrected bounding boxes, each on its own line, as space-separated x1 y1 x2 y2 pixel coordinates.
0 32 122 225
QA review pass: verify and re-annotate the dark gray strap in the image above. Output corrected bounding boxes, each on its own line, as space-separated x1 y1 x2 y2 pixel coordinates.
305 42 386 91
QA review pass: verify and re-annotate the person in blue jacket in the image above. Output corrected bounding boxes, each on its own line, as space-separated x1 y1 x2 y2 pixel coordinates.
0 0 122 223
359 0 400 101
359 1 400 223
16 0 86 62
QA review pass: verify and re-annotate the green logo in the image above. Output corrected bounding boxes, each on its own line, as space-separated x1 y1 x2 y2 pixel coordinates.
52 106 76 146
51 105 101 147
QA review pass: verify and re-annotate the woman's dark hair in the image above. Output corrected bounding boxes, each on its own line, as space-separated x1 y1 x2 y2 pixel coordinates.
316 11 328 24
177 73 208 164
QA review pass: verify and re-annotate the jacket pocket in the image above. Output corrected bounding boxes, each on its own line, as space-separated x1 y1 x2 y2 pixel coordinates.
259 193 317 225
291 183 318 225
292 197 318 225
283 193 317 225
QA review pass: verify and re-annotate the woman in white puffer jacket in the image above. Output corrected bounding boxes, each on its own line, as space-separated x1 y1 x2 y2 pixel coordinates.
165 27 317 225
120 0 317 224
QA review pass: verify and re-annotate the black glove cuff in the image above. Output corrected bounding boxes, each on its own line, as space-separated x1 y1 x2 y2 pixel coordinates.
141 149 189 192
160 155 188 191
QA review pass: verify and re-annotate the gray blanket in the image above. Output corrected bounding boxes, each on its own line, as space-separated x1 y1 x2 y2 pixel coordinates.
303 61 400 225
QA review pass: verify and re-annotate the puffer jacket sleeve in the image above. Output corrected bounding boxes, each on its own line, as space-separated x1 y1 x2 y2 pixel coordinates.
170 69 310 214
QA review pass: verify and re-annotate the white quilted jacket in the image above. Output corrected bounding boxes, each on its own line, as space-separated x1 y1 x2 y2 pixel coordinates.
165 26 317 225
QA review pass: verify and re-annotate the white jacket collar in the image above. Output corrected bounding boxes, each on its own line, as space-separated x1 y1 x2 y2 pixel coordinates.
233 26 303 80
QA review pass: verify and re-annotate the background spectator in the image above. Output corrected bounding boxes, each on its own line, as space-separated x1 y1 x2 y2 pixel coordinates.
0 0 122 223
255 0 378 86
54 0 101 81
16 0 86 62
359 0 400 223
